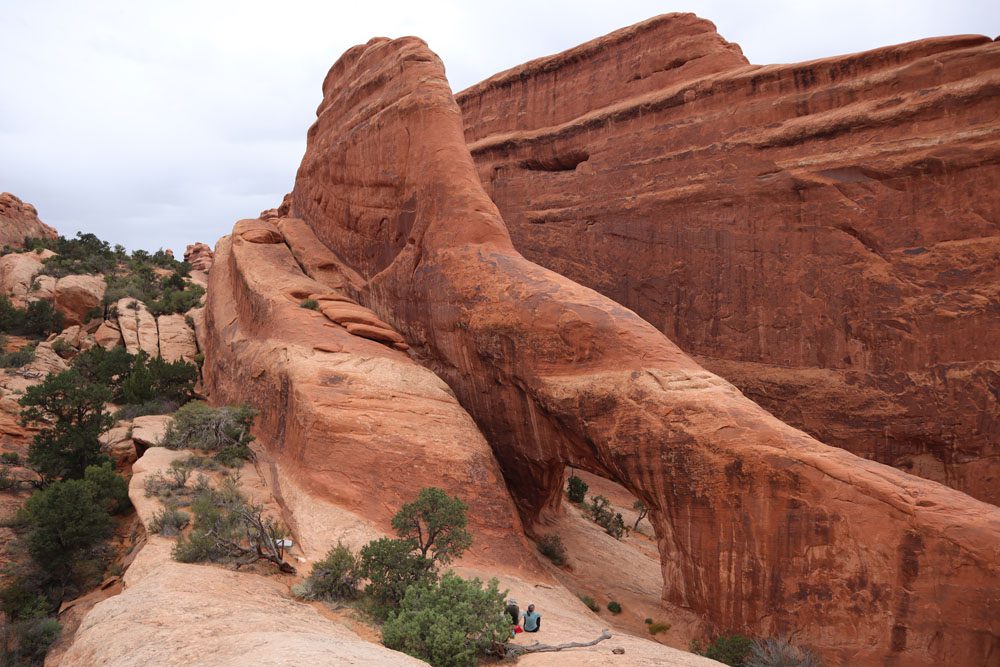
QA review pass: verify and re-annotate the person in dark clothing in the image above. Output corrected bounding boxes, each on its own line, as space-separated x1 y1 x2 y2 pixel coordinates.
522 604 541 632
505 599 520 626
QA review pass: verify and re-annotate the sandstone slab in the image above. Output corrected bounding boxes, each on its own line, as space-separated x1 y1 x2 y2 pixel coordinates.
116 298 158 357
0 193 57 248
54 275 105 326
156 314 197 363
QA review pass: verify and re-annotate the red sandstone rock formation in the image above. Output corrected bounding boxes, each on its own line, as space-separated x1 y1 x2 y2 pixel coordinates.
456 13 1000 505
283 34 1000 665
199 219 537 574
183 242 214 272
0 193 57 249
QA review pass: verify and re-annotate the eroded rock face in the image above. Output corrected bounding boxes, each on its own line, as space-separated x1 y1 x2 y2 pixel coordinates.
155 314 197 363
200 220 537 574
0 252 45 306
116 299 158 357
287 34 1000 665
0 193 57 249
54 275 105 326
183 242 214 272
456 13 1000 504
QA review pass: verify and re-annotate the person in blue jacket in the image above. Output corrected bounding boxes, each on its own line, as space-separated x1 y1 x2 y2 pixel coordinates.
522 604 541 633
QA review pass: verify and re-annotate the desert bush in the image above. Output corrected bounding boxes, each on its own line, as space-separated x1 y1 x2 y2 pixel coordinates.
587 495 625 540
83 462 130 514
160 402 256 466
381 572 509 667
1 452 21 466
536 534 567 566
566 474 587 503
8 616 62 664
19 370 113 482
648 621 670 635
698 634 754 666
0 466 21 492
607 600 622 614
578 594 599 612
0 296 63 337
357 537 435 619
0 343 37 369
149 503 190 536
294 542 359 601
747 637 821 667
21 479 112 575
112 397 180 420
391 487 472 566
632 499 649 531
300 299 319 310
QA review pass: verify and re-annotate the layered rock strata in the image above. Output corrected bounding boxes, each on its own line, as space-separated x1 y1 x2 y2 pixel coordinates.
456 13 1000 504
284 35 1000 665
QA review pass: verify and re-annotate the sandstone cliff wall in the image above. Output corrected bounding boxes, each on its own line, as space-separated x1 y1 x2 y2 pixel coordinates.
0 193 57 249
456 13 1000 505
287 34 1000 665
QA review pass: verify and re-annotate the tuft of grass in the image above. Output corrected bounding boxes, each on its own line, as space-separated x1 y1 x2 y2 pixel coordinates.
648 621 670 635
536 533 567 566
578 594 599 612
300 299 319 310
607 600 622 614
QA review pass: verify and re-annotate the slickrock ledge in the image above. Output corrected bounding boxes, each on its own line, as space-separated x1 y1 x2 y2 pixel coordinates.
285 33 1000 665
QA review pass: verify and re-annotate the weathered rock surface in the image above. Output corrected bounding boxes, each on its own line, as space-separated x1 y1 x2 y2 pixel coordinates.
93 320 123 350
287 34 1000 665
201 219 537 573
130 415 171 452
456 13 1000 504
183 242 214 272
59 448 430 667
155 314 197 363
54 274 105 326
115 298 158 357
0 193 57 249
0 252 45 305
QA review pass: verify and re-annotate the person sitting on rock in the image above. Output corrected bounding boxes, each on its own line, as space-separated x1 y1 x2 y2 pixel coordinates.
521 604 541 633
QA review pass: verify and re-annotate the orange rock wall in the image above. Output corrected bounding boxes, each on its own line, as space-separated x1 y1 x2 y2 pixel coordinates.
456 14 1000 505
0 193 57 249
288 34 1000 665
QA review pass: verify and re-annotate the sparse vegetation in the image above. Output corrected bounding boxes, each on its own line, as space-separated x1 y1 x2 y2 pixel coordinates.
160 402 257 466
391 487 472 566
587 495 625 540
381 572 509 667
566 473 588 503
578 594 599 612
694 634 755 666
648 621 670 636
0 296 63 338
607 600 622 614
149 503 190 536
357 537 436 618
632 499 648 531
536 533 567 566
747 638 821 667
0 342 37 369
300 299 319 310
293 542 360 602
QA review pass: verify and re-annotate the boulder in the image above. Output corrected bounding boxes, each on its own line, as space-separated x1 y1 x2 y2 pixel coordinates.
284 33 1000 665
116 299 158 357
130 415 171 452
183 242 214 272
94 320 123 350
29 274 56 302
54 274 105 326
156 314 197 363
457 15 1000 505
0 193 57 249
99 425 137 468
0 252 45 305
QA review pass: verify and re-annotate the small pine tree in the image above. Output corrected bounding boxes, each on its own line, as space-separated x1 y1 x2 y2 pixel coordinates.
390 487 472 566
567 474 588 503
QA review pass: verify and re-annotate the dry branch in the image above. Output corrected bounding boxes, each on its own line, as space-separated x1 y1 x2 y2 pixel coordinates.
504 629 612 657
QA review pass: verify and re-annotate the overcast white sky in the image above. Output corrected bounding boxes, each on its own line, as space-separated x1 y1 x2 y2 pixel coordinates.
2 0 997 253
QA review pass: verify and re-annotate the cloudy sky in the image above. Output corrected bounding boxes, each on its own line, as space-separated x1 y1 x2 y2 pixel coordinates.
2 1 997 253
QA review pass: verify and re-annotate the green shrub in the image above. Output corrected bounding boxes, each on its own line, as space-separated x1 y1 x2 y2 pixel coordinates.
607 600 622 614
1 452 22 466
578 594 599 612
381 572 509 667
391 487 472 566
112 397 181 421
300 299 319 310
0 296 63 337
160 402 257 466
587 495 626 540
83 462 131 514
20 369 113 482
357 537 435 618
294 542 359 601
51 338 74 359
0 466 21 492
0 580 50 621
567 474 587 503
21 479 113 575
536 534 567 566
747 638 821 667
149 503 190 536
12 617 61 663
648 621 670 635
644 617 653 624
701 634 755 666
0 343 37 368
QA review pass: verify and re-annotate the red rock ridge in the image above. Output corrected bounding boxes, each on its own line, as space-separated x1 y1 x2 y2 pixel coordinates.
0 193 57 248
456 14 1000 505
288 35 1000 665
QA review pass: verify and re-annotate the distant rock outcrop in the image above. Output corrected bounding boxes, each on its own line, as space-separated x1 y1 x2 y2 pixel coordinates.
0 193 57 249
456 13 1000 504
281 33 1000 665
183 242 214 272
